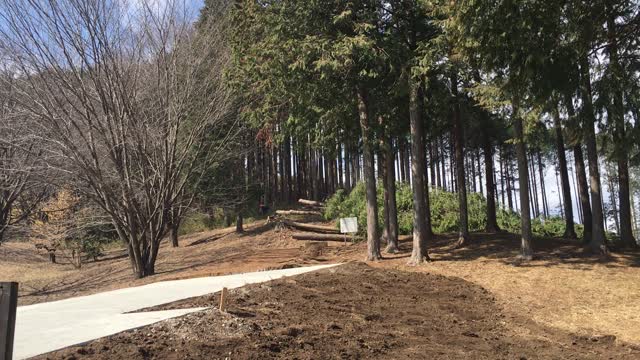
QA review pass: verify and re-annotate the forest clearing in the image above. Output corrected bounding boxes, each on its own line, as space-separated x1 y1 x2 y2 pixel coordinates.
4 214 640 358
1 0 640 358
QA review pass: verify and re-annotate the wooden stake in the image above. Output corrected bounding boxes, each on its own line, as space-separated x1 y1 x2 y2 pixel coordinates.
219 287 228 312
1 282 18 360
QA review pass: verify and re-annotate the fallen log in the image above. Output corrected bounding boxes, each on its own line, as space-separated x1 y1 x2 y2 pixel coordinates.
298 199 324 207
398 235 412 242
276 210 322 216
292 232 359 242
283 219 339 234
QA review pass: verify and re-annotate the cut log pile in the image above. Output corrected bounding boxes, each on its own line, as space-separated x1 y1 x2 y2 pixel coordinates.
271 200 363 242
275 210 322 216
282 219 339 234
273 199 325 217
298 199 324 207
292 232 357 242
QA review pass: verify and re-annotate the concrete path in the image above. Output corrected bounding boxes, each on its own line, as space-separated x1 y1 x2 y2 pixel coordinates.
14 264 338 359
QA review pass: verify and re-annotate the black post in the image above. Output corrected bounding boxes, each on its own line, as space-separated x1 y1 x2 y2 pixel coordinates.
1 282 18 360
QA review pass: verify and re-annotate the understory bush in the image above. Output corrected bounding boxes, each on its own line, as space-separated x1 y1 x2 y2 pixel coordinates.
325 182 582 238
179 211 218 235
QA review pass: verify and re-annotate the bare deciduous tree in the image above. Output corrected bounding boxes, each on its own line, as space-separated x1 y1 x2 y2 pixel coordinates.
0 71 46 244
0 0 236 278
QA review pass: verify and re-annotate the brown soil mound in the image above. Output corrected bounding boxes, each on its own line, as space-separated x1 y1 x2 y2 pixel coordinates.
35 263 639 360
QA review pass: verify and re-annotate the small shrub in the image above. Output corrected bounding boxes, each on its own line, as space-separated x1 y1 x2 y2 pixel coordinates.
179 211 217 235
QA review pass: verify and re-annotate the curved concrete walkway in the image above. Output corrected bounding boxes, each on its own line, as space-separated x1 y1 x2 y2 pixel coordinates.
14 264 338 359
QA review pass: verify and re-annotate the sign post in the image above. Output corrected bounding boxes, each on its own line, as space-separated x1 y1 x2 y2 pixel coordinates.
0 282 18 360
339 217 358 243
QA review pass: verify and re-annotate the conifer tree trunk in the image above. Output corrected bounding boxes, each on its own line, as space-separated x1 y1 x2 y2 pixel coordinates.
429 142 436 186
477 151 483 196
265 146 273 205
617 148 634 247
277 132 284 203
440 136 447 191
327 153 333 196
247 149 254 183
435 140 442 188
299 144 307 199
579 55 608 254
602 177 609 231
258 146 264 197
379 153 389 236
329 153 336 196
272 145 279 203
333 152 338 193
399 140 407 183
499 147 505 206
449 134 456 192
538 151 549 218
378 145 391 248
357 86 381 261
552 104 577 238
513 99 533 260
337 143 344 189
404 140 411 184
606 12 636 248
324 152 329 196
470 152 476 192
321 153 328 197
385 135 399 253
632 193 638 239
311 148 319 201
284 137 292 203
529 163 536 217
322 152 333 198
530 152 540 218
570 157 583 222
606 167 620 234
493 155 500 207
505 149 513 211
555 164 564 218
566 99 593 243
408 78 430 264
236 213 243 233
345 144 351 191
484 140 500 232
355 153 359 183
395 145 401 182
512 162 519 213
307 145 313 199
451 72 469 246
318 152 324 197
353 148 364 184
317 151 324 198
294 145 301 199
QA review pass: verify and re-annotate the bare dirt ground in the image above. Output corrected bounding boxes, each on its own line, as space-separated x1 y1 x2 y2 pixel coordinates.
34 263 640 359
3 214 640 356
372 233 640 345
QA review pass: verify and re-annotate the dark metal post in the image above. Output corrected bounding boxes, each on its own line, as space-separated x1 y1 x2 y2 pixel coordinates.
0 282 18 360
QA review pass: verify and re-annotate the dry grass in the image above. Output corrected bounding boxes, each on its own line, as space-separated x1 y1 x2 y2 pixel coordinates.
3 219 640 346
355 233 640 345
3 219 342 305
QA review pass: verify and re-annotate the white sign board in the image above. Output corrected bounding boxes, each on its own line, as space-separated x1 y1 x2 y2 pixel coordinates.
340 217 358 234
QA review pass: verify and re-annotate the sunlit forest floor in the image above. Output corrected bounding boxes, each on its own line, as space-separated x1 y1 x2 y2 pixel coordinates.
3 215 639 346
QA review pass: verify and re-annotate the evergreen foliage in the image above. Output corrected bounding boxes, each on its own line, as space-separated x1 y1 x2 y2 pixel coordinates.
325 182 585 239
